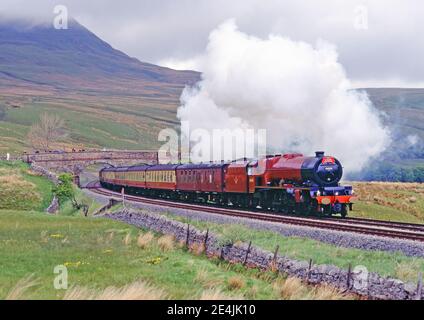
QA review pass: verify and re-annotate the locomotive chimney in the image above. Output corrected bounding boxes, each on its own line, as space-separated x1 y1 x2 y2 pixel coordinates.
315 151 324 158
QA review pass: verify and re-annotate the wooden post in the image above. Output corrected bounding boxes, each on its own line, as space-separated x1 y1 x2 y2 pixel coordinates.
270 245 280 271
346 263 352 290
186 224 190 248
272 245 279 263
204 229 209 250
243 241 252 266
121 187 125 208
416 272 423 300
307 258 313 283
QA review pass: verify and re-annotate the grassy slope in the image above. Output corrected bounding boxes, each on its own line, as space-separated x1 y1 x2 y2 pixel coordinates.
0 210 292 300
349 181 424 223
0 162 350 300
1 161 423 299
365 88 424 142
0 92 179 153
0 160 53 211
157 208 424 283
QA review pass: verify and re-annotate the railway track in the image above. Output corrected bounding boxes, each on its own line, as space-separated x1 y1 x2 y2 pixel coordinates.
88 186 424 243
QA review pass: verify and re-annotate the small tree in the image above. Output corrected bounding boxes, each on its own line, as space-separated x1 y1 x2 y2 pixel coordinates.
53 173 79 208
27 113 67 150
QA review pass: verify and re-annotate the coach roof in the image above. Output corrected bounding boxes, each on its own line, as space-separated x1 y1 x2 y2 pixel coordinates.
177 163 227 170
146 164 180 171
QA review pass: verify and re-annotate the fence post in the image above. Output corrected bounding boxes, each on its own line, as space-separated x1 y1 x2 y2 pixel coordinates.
306 259 313 284
416 272 423 300
270 245 280 272
243 241 252 266
186 224 190 248
346 263 352 290
204 229 209 251
272 245 279 263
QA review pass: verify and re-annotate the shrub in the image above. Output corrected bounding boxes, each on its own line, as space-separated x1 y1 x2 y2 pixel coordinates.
227 276 245 290
137 232 154 249
157 235 174 251
273 277 306 300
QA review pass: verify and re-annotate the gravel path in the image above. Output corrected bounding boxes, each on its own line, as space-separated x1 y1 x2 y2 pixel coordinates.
85 189 424 258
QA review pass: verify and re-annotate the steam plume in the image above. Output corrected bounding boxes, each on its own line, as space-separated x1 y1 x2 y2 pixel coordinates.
177 20 391 172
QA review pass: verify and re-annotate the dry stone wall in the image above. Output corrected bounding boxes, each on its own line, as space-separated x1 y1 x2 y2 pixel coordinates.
105 209 423 300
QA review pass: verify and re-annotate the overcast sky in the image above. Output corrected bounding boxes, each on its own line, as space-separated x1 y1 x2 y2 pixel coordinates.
1 0 423 87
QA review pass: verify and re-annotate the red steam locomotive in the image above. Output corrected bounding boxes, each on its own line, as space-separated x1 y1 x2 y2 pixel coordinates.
99 151 354 217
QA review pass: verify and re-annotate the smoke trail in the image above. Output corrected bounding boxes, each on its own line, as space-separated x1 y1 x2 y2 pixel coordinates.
177 20 391 172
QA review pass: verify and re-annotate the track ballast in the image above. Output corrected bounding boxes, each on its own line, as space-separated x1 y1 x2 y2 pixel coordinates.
87 185 424 243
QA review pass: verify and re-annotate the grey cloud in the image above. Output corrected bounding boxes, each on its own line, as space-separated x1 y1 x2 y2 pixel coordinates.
0 0 423 86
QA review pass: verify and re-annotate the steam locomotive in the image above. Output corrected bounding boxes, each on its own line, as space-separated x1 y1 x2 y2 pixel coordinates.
99 151 354 217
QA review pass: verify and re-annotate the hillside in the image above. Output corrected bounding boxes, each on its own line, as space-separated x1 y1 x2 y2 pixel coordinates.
365 88 424 143
0 19 198 92
350 88 424 181
0 18 199 153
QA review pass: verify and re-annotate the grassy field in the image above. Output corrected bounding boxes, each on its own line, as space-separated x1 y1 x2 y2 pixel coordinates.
349 181 424 223
143 181 424 283
155 208 424 284
0 93 179 154
0 161 351 300
0 160 53 211
0 211 355 300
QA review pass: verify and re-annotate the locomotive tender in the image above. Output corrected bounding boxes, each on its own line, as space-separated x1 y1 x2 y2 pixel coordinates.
99 151 353 217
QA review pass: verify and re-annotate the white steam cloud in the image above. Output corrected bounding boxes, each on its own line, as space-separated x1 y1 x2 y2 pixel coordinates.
177 20 391 172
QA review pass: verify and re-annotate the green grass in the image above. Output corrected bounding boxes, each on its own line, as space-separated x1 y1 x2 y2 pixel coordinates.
349 182 424 223
0 210 298 300
0 161 422 299
0 93 177 153
0 161 53 211
155 208 424 283
0 160 102 216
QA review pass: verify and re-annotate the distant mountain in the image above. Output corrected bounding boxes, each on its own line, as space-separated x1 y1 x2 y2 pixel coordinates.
0 18 200 154
0 18 199 94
